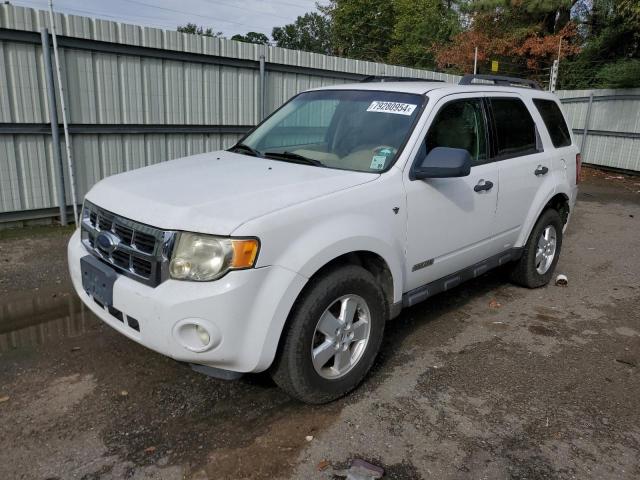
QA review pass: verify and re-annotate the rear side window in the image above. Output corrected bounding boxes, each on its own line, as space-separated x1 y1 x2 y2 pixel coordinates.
533 99 572 148
490 98 538 158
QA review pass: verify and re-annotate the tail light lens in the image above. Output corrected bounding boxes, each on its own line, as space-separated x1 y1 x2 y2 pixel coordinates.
576 153 582 184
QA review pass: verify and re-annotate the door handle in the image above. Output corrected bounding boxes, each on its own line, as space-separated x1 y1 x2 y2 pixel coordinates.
535 165 549 176
474 180 494 192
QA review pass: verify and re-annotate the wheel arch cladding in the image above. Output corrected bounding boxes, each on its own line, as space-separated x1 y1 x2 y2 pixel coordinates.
304 251 395 311
544 192 570 225
274 250 395 355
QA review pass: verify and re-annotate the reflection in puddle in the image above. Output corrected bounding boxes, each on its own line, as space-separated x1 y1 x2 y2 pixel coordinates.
0 293 94 352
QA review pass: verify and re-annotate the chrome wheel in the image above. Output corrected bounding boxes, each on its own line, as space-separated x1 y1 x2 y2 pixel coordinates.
311 294 371 380
535 225 557 274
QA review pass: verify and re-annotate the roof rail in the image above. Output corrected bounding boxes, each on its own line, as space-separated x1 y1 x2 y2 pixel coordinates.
360 75 445 83
459 74 541 90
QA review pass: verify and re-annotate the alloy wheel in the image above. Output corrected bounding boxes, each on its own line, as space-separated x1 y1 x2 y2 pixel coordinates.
311 294 371 379
535 224 557 274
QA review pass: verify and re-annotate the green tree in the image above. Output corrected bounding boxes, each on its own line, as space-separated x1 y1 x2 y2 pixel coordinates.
231 32 270 45
272 12 332 54
177 23 222 37
559 0 640 88
320 0 396 62
388 0 460 68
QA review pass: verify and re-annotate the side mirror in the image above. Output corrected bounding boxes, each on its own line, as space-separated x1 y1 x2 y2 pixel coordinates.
411 147 472 180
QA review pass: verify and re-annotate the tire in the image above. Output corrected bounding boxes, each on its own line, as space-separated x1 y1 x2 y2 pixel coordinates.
270 264 387 404
509 208 563 288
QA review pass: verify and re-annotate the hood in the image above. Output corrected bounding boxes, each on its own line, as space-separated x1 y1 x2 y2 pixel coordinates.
85 151 377 235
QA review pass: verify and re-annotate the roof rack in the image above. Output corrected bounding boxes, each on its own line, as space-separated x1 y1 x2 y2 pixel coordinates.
459 74 541 90
360 75 445 83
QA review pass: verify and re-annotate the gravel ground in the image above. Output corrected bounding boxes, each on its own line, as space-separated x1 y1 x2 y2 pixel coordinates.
0 167 638 480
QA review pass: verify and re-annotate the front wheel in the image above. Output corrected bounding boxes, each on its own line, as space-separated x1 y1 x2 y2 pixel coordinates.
270 265 386 404
509 208 564 288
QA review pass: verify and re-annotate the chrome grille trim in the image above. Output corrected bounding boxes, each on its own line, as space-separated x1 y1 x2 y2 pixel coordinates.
80 201 176 287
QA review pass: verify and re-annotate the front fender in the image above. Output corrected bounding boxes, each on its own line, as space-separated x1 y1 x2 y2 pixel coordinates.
231 175 406 369
286 220 405 302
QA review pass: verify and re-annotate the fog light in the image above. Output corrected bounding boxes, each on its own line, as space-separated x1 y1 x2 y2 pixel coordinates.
195 324 210 345
173 319 221 353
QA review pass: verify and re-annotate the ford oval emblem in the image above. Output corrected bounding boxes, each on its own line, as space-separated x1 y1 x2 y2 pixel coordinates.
96 231 120 253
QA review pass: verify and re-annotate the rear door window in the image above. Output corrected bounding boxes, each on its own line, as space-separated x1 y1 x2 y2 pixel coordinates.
489 98 538 158
533 99 572 148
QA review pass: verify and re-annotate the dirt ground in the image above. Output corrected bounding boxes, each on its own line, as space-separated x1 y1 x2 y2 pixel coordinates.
0 167 639 480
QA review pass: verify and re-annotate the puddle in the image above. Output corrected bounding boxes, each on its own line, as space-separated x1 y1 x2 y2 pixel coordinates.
0 291 93 352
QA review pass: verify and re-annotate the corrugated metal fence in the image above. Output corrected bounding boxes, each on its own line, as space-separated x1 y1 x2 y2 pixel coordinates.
557 88 640 172
0 4 458 223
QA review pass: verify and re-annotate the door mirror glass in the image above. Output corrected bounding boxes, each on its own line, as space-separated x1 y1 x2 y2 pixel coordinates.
412 147 472 179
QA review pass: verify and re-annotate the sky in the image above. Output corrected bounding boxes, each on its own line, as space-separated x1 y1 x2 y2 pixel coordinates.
12 0 320 38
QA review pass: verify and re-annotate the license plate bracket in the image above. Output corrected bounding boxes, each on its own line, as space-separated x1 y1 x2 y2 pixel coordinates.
81 255 118 307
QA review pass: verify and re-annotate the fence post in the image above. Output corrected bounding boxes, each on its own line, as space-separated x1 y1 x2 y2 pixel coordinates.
580 92 594 158
41 28 67 226
259 54 266 120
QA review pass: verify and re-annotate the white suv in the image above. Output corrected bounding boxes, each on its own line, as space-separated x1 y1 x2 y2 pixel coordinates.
68 75 580 403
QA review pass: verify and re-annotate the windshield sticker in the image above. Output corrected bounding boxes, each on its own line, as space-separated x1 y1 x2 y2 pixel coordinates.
367 101 417 116
370 154 387 170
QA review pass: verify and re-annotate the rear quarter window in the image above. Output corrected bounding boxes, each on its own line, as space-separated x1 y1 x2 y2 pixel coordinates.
533 99 572 148
489 98 539 158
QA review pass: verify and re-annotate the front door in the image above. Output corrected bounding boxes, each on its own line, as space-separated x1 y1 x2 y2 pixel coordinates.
404 95 499 292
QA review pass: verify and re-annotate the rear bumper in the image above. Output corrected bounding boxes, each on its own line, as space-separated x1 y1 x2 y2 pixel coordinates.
68 230 306 372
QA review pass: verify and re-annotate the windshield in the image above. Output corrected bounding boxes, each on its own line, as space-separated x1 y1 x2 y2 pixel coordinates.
236 89 425 173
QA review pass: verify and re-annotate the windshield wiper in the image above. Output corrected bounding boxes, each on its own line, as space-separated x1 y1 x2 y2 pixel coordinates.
263 151 324 167
229 142 262 157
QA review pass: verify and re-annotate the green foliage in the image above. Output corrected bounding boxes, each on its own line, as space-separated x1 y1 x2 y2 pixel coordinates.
177 23 222 37
595 60 640 88
231 32 270 45
321 0 396 62
271 12 332 54
559 0 640 88
388 0 461 68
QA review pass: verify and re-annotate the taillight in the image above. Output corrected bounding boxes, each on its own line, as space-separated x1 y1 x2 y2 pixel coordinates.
576 153 582 184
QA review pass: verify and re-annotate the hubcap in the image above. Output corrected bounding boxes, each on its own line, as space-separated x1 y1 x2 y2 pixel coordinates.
311 294 371 380
535 225 557 274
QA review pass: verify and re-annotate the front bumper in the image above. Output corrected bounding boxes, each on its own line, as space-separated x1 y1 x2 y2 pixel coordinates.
68 230 306 372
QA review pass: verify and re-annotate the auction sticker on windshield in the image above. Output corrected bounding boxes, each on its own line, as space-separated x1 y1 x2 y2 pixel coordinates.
367 101 417 116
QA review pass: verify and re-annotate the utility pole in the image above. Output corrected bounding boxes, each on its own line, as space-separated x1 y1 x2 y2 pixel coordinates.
549 38 562 93
473 46 478 75
41 28 67 226
48 0 79 227
549 60 559 92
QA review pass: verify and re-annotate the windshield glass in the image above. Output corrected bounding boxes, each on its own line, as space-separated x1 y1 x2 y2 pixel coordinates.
237 90 425 173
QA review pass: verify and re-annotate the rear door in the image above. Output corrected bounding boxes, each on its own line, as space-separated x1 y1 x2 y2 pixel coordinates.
403 94 500 291
488 95 554 249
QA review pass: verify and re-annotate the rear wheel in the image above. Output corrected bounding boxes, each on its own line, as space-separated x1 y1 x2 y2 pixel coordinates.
270 265 386 404
509 209 563 288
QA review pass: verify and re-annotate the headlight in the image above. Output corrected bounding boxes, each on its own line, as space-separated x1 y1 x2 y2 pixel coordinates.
169 233 259 281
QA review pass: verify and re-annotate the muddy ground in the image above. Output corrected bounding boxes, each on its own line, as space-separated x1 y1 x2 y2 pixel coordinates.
0 167 639 480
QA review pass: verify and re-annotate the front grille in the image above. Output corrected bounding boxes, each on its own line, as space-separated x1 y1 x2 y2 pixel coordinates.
81 201 175 287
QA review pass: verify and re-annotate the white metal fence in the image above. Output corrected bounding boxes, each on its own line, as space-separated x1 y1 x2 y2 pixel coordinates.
557 88 640 172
